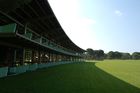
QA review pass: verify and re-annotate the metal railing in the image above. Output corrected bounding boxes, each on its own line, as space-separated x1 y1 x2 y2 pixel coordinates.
0 23 81 57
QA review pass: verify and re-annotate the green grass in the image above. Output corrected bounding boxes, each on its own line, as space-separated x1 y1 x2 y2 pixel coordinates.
0 60 140 93
96 60 140 88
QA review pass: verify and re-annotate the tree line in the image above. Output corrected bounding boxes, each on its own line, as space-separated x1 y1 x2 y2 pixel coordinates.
85 48 140 60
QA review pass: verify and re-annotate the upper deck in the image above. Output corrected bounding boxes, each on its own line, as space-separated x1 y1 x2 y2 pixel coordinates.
0 0 85 53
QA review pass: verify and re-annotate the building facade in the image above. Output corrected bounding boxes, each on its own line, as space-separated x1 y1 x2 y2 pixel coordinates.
0 0 85 78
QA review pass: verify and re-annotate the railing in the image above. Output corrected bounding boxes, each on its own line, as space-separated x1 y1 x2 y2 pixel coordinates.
0 23 17 33
0 23 82 57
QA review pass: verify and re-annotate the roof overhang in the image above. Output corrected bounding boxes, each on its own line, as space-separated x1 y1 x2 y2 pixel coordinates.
0 0 85 53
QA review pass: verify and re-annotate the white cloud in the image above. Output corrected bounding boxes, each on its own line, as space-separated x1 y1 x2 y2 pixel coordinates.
114 10 123 16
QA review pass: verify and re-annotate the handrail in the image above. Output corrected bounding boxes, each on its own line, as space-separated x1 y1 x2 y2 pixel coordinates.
0 23 82 57
14 24 81 56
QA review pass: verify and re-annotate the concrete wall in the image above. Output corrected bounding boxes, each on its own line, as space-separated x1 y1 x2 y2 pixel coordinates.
0 67 8 78
2 61 84 78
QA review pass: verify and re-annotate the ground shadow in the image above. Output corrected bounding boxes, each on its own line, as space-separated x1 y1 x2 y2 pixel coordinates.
0 62 140 93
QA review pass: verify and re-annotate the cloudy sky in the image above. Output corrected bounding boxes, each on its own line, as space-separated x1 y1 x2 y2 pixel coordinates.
48 0 140 53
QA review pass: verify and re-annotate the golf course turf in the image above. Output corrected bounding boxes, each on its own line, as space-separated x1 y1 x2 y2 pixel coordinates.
0 60 140 93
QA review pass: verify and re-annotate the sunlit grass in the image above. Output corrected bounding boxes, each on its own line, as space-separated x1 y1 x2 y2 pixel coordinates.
96 60 140 88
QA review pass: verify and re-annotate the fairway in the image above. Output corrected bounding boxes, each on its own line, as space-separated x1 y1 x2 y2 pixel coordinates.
0 60 140 93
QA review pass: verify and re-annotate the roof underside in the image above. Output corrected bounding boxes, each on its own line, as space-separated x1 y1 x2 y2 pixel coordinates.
0 0 85 53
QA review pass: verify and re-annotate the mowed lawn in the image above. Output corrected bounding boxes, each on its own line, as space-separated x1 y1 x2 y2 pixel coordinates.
0 60 140 93
96 60 140 88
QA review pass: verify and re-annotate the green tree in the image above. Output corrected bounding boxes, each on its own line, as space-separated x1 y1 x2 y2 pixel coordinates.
114 51 122 59
107 51 122 59
132 52 140 60
86 49 105 60
86 48 94 59
121 53 131 59
94 50 104 60
107 51 114 59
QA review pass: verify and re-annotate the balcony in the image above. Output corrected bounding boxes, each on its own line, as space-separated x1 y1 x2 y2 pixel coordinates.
0 23 81 57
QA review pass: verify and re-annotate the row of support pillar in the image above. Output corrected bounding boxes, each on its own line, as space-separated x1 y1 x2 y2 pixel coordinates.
0 46 83 67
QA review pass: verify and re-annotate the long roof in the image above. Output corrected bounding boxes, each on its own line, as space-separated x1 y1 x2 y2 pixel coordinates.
0 0 85 53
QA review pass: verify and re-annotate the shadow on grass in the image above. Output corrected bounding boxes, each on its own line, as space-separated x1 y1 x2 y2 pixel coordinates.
0 62 140 93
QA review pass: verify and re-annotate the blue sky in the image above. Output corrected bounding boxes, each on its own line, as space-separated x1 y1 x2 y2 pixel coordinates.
48 0 140 53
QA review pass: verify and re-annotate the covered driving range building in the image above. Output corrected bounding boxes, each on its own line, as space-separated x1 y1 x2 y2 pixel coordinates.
0 0 85 77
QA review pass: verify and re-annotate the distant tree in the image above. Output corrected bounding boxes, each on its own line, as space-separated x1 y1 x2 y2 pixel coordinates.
107 51 114 59
132 52 140 60
85 49 105 60
104 53 108 59
114 51 122 59
86 48 94 55
86 48 94 59
105 51 140 60
121 53 131 59
107 51 122 59
94 50 105 60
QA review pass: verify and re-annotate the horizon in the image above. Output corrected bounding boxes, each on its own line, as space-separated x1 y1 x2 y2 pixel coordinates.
48 0 140 53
